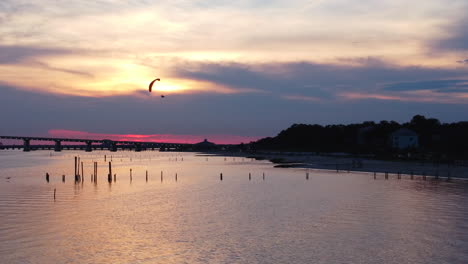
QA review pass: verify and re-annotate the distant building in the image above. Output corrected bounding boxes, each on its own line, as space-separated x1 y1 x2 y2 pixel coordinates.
390 128 419 149
194 139 217 150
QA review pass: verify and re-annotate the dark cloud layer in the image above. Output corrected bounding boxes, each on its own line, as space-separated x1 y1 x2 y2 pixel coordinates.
431 16 468 52
384 80 468 93
173 60 468 97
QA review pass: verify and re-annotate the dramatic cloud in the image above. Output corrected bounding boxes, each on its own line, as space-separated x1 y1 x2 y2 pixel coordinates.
1 0 468 139
1 0 466 97
171 59 468 103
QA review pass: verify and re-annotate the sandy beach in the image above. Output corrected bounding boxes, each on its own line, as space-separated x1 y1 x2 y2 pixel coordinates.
203 151 468 179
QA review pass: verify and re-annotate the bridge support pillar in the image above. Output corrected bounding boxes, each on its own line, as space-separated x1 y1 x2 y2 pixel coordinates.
23 139 31 152
109 142 117 152
85 141 92 152
54 140 62 152
135 143 142 152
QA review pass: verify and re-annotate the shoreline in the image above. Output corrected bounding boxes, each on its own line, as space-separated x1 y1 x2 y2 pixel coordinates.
199 151 468 179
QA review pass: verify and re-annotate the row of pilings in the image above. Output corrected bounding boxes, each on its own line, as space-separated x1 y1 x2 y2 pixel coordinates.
47 168 454 184
372 170 452 181
46 156 179 184
47 157 457 184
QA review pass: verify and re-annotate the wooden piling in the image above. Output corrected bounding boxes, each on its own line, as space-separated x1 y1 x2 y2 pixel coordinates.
306 172 309 180
75 157 80 181
108 162 112 183
175 173 178 182
385 172 388 180
94 162 97 182
397 172 401 179
220 173 223 181
54 188 56 200
62 175 65 182
74 156 77 179
130 169 132 182
46 173 50 183
263 172 265 180
105 155 106 162
146 170 148 182
249 173 251 181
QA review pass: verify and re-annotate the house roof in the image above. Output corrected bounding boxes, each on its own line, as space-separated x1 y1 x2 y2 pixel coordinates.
391 128 418 137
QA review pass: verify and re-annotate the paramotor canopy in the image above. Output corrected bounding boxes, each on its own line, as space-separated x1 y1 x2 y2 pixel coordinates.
148 78 161 92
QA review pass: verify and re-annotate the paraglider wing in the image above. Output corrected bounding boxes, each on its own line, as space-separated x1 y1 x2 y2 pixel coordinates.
148 78 161 92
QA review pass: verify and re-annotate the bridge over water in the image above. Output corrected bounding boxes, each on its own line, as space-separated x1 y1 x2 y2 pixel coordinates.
0 136 192 152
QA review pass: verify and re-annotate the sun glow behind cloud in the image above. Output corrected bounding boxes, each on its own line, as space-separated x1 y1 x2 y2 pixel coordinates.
0 0 468 143
1 0 467 98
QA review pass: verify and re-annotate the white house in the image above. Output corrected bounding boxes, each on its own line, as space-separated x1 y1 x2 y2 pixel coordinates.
390 128 419 149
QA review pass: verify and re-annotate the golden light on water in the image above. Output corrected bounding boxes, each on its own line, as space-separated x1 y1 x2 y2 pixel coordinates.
1 151 468 263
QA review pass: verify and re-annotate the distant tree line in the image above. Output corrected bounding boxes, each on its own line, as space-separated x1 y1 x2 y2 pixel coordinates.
250 115 468 161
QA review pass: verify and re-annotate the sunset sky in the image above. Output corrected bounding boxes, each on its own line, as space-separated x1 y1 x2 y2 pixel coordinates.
1 0 468 143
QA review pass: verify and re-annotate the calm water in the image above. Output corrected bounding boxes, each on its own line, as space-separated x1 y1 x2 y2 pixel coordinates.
1 151 468 264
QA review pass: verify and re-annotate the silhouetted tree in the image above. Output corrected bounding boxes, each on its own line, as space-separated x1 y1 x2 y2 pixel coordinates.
251 115 468 160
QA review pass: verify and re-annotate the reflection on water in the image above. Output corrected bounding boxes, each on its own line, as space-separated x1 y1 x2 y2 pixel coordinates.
1 150 468 264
